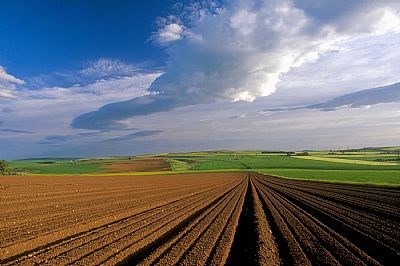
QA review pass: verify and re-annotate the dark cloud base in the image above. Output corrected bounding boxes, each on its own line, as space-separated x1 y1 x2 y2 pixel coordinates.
263 82 400 112
71 94 181 130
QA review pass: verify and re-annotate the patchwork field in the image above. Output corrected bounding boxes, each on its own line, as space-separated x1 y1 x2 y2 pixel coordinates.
9 147 400 186
1 172 399 265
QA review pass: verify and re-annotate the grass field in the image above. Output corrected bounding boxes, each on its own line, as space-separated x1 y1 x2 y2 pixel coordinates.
9 159 104 174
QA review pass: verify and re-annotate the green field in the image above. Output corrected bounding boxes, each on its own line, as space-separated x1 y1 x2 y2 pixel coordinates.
6 147 400 186
9 159 104 174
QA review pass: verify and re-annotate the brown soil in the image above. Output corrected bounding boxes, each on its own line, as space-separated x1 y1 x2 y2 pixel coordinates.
103 158 171 172
0 173 243 265
251 172 400 265
1 172 399 265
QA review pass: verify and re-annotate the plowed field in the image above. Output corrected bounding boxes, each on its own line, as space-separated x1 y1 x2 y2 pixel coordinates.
249 172 400 265
103 158 171 172
1 172 399 265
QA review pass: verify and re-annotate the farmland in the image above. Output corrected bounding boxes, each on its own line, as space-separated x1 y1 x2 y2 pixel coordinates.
2 148 400 264
9 147 400 187
163 148 400 186
0 172 245 265
1 172 399 265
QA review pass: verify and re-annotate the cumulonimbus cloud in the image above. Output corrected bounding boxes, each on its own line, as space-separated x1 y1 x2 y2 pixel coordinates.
72 0 400 130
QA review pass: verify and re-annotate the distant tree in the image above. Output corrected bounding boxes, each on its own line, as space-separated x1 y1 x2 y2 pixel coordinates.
0 160 8 172
0 160 17 175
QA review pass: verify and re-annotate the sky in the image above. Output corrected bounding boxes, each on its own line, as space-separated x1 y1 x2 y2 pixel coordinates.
1 0 400 159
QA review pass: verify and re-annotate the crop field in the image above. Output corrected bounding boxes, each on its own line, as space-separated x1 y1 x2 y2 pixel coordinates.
1 172 399 265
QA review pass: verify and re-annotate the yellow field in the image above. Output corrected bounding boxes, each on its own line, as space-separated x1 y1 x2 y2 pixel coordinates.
294 156 399 166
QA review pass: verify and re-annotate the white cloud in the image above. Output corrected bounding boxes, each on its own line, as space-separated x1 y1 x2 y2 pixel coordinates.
155 0 400 102
157 23 185 43
230 9 257 35
0 66 24 98
80 58 139 77
26 73 160 100
0 71 160 140
154 15 186 44
275 32 400 103
370 7 400 34
0 66 24 84
152 0 400 104
72 0 400 130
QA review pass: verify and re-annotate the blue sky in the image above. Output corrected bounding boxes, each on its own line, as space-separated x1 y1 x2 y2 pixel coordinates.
1 0 400 159
0 0 172 78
